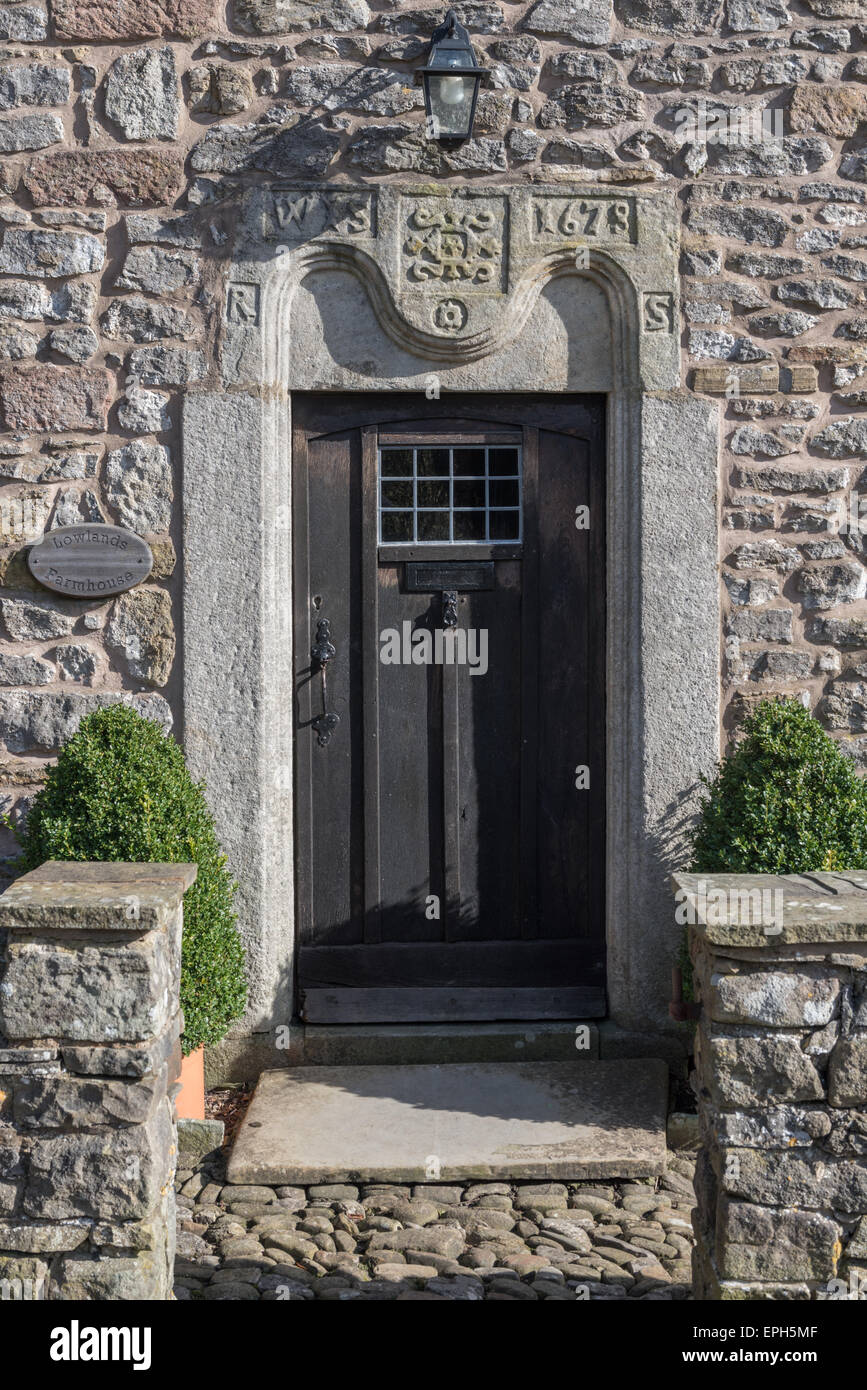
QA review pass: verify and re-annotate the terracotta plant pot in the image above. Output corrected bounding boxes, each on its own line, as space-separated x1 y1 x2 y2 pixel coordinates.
175 1044 205 1121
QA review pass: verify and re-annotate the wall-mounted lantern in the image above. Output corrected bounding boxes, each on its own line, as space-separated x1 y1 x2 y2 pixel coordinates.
416 8 489 143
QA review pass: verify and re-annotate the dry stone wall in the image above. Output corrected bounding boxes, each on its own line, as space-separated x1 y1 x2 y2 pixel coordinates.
0 860 194 1300
676 870 867 1300
0 0 864 847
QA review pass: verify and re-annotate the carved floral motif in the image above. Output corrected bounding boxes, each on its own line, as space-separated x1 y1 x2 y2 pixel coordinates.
403 203 504 287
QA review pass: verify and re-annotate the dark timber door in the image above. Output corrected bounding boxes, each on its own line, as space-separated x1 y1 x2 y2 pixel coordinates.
293 394 605 1024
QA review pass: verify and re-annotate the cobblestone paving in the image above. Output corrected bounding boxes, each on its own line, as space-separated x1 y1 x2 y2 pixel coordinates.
174 1153 696 1301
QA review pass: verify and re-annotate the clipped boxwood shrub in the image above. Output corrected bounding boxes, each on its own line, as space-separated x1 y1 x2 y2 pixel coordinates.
690 697 867 874
677 697 867 1006
13 704 246 1054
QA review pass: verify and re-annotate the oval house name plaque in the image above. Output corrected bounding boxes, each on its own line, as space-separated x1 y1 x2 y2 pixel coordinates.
28 524 153 597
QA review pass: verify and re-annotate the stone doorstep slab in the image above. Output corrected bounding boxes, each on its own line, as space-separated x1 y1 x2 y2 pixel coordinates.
227 1058 668 1186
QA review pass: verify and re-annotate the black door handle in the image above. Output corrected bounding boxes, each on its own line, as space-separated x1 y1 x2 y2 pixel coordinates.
311 618 336 670
311 618 339 746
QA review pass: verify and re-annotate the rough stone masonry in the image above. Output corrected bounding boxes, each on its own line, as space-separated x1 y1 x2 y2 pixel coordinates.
0 860 195 1300
0 9 864 836
676 870 867 1300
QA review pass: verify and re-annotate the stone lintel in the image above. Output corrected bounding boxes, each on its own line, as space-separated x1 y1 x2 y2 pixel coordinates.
673 871 867 947
0 859 197 932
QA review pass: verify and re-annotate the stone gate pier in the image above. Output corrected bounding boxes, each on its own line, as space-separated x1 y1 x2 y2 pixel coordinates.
0 861 195 1300
675 871 867 1301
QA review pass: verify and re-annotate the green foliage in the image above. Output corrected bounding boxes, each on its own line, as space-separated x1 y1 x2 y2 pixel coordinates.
676 927 695 1006
15 704 246 1054
690 697 867 874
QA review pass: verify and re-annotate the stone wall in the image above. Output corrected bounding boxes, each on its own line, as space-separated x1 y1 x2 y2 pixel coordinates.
0 4 865 856
675 870 867 1301
0 859 194 1300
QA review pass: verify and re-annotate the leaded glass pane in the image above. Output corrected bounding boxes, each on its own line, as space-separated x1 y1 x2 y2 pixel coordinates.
378 444 522 544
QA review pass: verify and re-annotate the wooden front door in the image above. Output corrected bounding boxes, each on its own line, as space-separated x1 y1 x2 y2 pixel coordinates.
293 393 606 1024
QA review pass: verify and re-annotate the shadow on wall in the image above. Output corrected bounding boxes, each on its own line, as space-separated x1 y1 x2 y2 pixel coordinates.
646 780 707 969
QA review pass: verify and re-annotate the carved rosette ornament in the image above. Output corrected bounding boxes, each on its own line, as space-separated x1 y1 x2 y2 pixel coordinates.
433 298 468 333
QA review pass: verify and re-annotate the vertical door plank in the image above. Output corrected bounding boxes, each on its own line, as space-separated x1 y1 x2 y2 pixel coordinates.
375 578 443 942
441 618 461 940
586 420 607 944
536 429 601 940
361 425 382 942
453 577 522 941
299 419 362 944
519 425 540 938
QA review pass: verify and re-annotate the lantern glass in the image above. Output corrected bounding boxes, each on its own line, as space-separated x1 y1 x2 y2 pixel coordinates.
426 68 478 139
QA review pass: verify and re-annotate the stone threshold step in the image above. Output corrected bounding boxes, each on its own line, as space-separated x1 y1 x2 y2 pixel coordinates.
303 1020 601 1066
227 1059 668 1185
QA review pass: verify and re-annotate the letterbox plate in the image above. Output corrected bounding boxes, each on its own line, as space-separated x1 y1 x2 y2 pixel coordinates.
405 561 495 592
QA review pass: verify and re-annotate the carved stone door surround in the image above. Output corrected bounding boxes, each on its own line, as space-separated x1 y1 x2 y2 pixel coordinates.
182 183 720 1064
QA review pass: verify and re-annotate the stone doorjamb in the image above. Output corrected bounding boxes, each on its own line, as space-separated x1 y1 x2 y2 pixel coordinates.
182 183 720 1062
